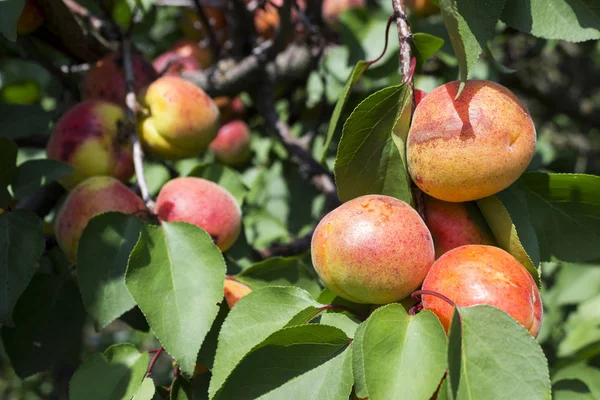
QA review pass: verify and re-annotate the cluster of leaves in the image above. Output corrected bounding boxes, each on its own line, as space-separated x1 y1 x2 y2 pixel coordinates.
1 0 600 399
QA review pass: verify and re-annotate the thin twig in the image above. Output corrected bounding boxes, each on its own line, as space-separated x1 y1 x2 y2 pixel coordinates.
146 347 164 377
391 0 413 86
191 0 221 59
122 36 155 210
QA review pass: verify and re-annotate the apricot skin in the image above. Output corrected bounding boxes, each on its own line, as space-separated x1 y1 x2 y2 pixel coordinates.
46 101 134 189
81 52 157 107
322 0 366 28
422 245 542 337
155 177 241 251
137 76 220 160
153 39 213 74
209 120 252 166
54 176 146 264
407 80 536 202
406 0 439 17
311 195 435 304
424 196 493 258
223 277 252 308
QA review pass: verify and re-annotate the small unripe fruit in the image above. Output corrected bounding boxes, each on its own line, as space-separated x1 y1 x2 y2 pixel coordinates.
214 96 246 123
54 176 146 263
406 0 439 17
155 177 241 251
17 0 44 35
137 76 220 160
407 80 536 202
209 120 252 166
81 52 157 107
46 100 134 189
424 196 493 258
322 0 366 29
311 195 435 304
422 245 542 337
0 80 41 105
223 277 252 308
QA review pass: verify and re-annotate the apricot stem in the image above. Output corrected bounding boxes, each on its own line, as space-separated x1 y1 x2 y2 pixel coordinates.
146 347 164 377
412 289 455 308
366 14 395 67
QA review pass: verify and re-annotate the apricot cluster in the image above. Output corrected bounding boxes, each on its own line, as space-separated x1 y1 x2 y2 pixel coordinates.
312 80 542 337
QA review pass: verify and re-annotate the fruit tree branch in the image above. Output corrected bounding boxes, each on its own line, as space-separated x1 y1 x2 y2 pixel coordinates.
391 0 413 85
191 0 221 59
33 0 117 62
121 36 155 210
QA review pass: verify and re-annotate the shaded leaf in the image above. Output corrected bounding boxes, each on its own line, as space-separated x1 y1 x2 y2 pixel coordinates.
70 344 149 400
0 0 24 42
0 103 52 138
77 212 144 329
0 210 44 325
413 32 445 71
11 159 74 200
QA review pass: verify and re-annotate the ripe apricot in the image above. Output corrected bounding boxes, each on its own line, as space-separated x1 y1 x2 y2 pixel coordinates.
311 195 435 304
407 80 536 202
209 120 252 166
421 245 542 337
155 177 241 251
223 277 252 308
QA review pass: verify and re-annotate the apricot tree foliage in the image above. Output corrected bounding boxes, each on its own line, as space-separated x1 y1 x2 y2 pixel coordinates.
0 0 599 399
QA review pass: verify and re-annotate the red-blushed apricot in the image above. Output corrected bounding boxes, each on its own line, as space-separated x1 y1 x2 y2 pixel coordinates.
209 120 252 166
153 53 203 77
414 89 427 106
46 100 134 189
17 0 44 34
223 277 252 308
421 245 542 337
54 176 146 263
406 0 439 17
424 196 494 258
322 0 366 29
155 177 241 251
311 195 435 304
407 80 536 202
155 39 213 71
137 76 220 160
81 52 157 107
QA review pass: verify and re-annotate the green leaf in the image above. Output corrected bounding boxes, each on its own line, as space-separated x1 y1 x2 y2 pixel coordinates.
501 0 600 42
558 295 600 358
170 377 192 400
70 344 149 400
133 378 156 400
188 163 248 206
413 32 445 71
0 0 24 41
447 305 551 399
236 256 321 298
0 210 44 326
553 363 600 399
515 173 600 262
1 275 86 378
0 137 18 185
78 212 144 329
550 263 600 306
11 159 74 200
334 84 413 204
352 304 447 399
126 222 226 377
209 286 323 398
197 301 229 370
321 60 369 163
320 313 360 339
0 104 53 138
439 0 506 89
214 325 351 400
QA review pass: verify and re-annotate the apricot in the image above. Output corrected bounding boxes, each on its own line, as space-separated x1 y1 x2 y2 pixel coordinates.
214 96 246 123
421 245 542 337
311 195 435 304
46 100 134 189
81 52 157 107
17 0 44 35
54 176 146 264
223 277 252 308
407 80 536 202
137 76 220 160
209 120 252 166
414 89 427 106
406 0 439 17
424 196 493 258
155 177 241 251
153 39 213 72
153 53 203 77
322 0 366 29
